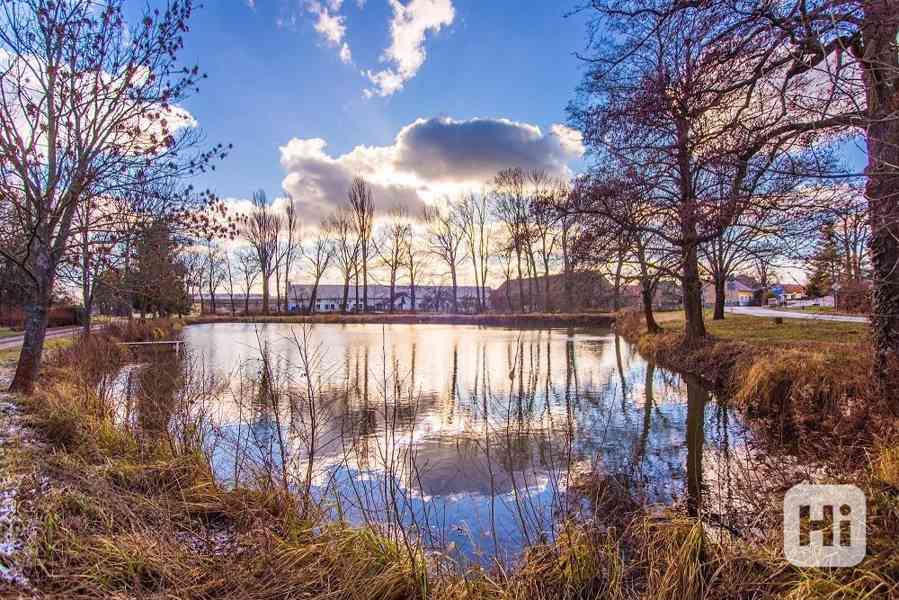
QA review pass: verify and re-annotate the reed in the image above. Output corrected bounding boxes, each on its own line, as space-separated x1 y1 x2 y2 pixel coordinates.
9 320 898 599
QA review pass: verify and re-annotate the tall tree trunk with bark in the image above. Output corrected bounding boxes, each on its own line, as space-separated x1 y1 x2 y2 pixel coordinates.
641 277 660 334
713 274 726 321
681 239 707 343
515 249 526 313
862 4 899 401
341 277 351 313
10 243 54 393
450 268 459 313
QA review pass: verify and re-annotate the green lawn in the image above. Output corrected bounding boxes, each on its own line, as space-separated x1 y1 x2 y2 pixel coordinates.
653 310 869 345
0 327 19 339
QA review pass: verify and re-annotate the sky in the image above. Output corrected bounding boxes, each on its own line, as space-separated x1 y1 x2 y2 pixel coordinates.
155 0 593 219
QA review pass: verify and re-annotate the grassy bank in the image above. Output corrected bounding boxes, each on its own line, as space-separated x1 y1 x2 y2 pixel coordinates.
618 310 882 440
2 319 897 598
181 311 616 329
615 309 899 597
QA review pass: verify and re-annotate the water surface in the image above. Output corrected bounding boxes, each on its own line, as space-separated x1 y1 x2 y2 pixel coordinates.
147 323 756 563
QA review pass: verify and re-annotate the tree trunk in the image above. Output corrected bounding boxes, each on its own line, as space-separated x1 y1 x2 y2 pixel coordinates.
307 280 320 314
389 276 396 314
470 254 482 313
713 275 726 320
681 240 707 343
81 229 92 336
10 292 51 394
862 4 899 400
642 278 660 334
515 249 526 313
450 268 459 314
261 271 270 315
562 241 574 311
342 277 351 313
362 247 368 313
612 254 623 311
543 259 552 313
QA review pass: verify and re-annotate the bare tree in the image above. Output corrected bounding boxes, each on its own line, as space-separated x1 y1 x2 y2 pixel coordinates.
528 170 563 312
223 249 237 315
348 178 375 312
376 210 411 312
457 191 492 312
572 2 835 343
403 229 430 313
303 225 335 313
0 0 227 391
235 247 261 314
243 191 282 315
282 199 302 311
202 239 227 314
493 169 532 312
326 208 360 312
424 201 467 313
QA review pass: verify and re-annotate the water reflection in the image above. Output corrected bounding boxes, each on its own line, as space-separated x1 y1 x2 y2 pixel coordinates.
154 323 754 563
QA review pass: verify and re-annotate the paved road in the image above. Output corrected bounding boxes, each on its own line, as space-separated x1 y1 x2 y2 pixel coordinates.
725 306 868 323
0 326 86 351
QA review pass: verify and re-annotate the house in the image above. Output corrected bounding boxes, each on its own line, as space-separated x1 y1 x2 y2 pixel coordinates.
287 284 488 313
772 284 805 303
702 275 758 307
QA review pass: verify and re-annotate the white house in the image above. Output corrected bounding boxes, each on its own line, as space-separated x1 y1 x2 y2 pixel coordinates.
287 284 487 313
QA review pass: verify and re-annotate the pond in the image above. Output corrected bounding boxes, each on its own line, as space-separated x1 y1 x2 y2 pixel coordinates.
122 323 759 565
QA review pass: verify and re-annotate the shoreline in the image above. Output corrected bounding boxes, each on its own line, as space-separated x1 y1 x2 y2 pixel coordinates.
180 312 616 329
614 311 879 442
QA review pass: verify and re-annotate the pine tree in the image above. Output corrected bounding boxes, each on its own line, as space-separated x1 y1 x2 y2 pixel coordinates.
806 221 843 298
127 222 191 317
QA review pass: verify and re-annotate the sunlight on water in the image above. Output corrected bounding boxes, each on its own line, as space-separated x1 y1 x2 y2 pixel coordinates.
132 323 757 564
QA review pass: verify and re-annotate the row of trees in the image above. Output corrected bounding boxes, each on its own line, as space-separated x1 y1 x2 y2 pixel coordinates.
194 168 599 318
565 0 896 399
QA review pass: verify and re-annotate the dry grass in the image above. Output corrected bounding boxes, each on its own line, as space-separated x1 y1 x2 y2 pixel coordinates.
620 310 881 440
4 317 897 599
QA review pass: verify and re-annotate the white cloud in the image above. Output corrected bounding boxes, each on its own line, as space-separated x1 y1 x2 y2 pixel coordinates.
277 116 583 221
364 0 455 97
307 0 353 64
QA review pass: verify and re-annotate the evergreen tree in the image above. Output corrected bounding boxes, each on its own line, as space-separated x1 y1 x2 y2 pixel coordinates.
806 221 843 298
127 222 191 317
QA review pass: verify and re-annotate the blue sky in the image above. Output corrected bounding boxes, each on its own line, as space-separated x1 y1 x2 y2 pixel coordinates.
163 1 592 214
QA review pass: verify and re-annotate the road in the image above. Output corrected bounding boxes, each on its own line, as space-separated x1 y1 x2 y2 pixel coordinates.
0 326 86 352
725 306 868 323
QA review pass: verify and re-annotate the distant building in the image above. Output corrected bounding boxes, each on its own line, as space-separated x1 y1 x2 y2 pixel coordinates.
492 272 682 312
491 271 614 312
287 284 488 313
190 293 265 314
772 283 806 303
702 276 807 307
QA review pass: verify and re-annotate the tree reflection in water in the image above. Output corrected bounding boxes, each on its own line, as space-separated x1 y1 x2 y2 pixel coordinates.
133 323 760 565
